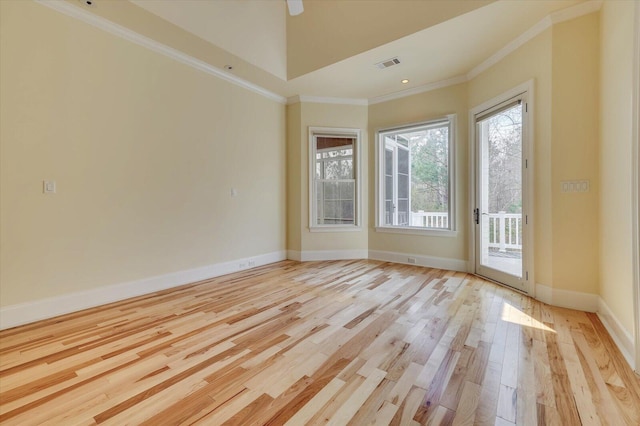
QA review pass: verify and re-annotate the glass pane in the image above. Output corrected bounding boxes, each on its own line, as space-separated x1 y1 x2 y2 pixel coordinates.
339 159 353 179
324 200 337 219
479 103 523 277
403 124 450 228
340 181 354 200
398 174 409 199
384 201 393 225
385 149 393 175
385 176 393 210
341 200 354 222
314 134 357 226
398 200 409 226
323 160 340 179
324 181 338 200
398 148 409 174
316 181 323 223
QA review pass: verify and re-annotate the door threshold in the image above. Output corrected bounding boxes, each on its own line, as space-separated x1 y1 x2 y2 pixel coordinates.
471 273 528 295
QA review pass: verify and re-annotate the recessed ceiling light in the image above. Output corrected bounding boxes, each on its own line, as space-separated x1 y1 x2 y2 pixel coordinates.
401 79 409 84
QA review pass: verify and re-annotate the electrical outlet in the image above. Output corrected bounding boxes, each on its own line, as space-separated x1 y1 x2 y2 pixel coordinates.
248 260 256 267
43 180 56 194
239 262 247 269
407 257 416 264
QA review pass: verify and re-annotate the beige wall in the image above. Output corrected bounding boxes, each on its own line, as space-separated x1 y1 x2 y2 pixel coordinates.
0 1 286 306
286 103 302 252
468 13 602 296
599 0 636 334
288 102 369 253
367 84 469 262
551 13 600 294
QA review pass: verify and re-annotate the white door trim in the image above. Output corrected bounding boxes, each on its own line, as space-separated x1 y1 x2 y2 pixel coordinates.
468 80 535 295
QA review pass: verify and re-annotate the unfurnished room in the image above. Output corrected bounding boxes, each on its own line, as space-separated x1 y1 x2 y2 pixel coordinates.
1 0 639 424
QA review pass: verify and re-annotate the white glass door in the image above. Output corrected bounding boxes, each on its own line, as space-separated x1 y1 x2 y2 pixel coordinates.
474 97 527 291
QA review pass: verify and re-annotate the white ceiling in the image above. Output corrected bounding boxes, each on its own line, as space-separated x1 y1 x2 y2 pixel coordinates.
130 0 287 80
130 0 585 100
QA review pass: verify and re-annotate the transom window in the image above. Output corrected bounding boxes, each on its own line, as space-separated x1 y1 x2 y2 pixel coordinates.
310 128 361 230
376 116 455 232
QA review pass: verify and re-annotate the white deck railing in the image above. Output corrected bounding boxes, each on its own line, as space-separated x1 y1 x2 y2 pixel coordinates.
410 211 449 228
487 211 522 251
410 211 522 252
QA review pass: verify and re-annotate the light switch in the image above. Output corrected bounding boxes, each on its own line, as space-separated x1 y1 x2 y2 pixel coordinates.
560 180 589 193
230 188 238 197
43 180 56 194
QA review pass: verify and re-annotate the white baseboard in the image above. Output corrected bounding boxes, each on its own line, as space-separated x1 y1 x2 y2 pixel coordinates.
287 249 368 262
0 250 286 331
597 297 636 371
534 282 599 312
368 250 468 272
533 284 635 371
287 249 465 272
287 250 302 261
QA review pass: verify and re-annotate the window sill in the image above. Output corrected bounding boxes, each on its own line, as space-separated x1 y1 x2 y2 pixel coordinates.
375 226 458 238
309 225 362 233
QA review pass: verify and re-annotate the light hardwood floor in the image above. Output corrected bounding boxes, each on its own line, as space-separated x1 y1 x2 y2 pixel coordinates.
1 260 639 425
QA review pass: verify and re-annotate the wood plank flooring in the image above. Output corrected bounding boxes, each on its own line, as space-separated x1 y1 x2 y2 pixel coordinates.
1 260 639 425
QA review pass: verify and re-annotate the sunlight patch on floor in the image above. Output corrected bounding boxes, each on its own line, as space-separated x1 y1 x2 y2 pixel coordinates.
501 302 555 333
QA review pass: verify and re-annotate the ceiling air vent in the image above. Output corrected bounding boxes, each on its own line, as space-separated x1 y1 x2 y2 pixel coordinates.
375 57 401 69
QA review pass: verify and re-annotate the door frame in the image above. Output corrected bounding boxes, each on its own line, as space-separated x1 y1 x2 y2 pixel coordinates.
468 80 535 295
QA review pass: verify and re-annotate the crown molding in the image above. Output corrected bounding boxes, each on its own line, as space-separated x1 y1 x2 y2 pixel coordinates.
287 95 368 106
35 0 603 108
368 75 467 105
35 0 287 104
467 0 603 80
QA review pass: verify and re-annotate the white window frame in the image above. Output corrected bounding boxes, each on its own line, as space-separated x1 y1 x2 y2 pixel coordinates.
309 127 361 232
375 115 456 237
